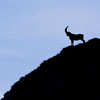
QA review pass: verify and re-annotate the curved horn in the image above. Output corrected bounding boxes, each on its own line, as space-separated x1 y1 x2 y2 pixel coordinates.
65 26 69 33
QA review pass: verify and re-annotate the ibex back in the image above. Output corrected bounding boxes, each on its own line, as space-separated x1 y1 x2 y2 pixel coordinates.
65 26 85 45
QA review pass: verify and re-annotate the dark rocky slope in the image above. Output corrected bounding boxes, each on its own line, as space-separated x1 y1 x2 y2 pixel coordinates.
1 38 100 100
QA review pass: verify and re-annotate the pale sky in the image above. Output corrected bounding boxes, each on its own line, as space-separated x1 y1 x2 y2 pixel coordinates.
0 0 100 99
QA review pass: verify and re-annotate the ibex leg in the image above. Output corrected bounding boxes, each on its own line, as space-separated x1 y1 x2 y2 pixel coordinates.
82 39 85 43
71 40 74 46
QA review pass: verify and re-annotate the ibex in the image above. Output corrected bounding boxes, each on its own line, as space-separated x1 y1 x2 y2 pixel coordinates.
65 26 85 45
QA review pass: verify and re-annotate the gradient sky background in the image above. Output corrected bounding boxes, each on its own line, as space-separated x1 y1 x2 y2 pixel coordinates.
0 0 100 99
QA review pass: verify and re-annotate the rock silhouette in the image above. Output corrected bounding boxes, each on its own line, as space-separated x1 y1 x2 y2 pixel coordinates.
65 26 85 45
1 38 100 100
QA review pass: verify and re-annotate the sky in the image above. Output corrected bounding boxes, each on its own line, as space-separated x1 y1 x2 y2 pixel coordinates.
0 0 100 99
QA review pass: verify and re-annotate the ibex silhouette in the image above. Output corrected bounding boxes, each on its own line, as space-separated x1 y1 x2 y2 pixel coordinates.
65 26 85 45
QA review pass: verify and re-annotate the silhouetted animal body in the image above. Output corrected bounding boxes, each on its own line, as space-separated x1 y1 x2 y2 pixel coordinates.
65 26 85 45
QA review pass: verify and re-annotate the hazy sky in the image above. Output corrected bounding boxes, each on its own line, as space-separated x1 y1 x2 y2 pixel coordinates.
0 0 100 99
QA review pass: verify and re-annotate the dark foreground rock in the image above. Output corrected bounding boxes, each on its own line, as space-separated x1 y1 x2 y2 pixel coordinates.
1 38 100 100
